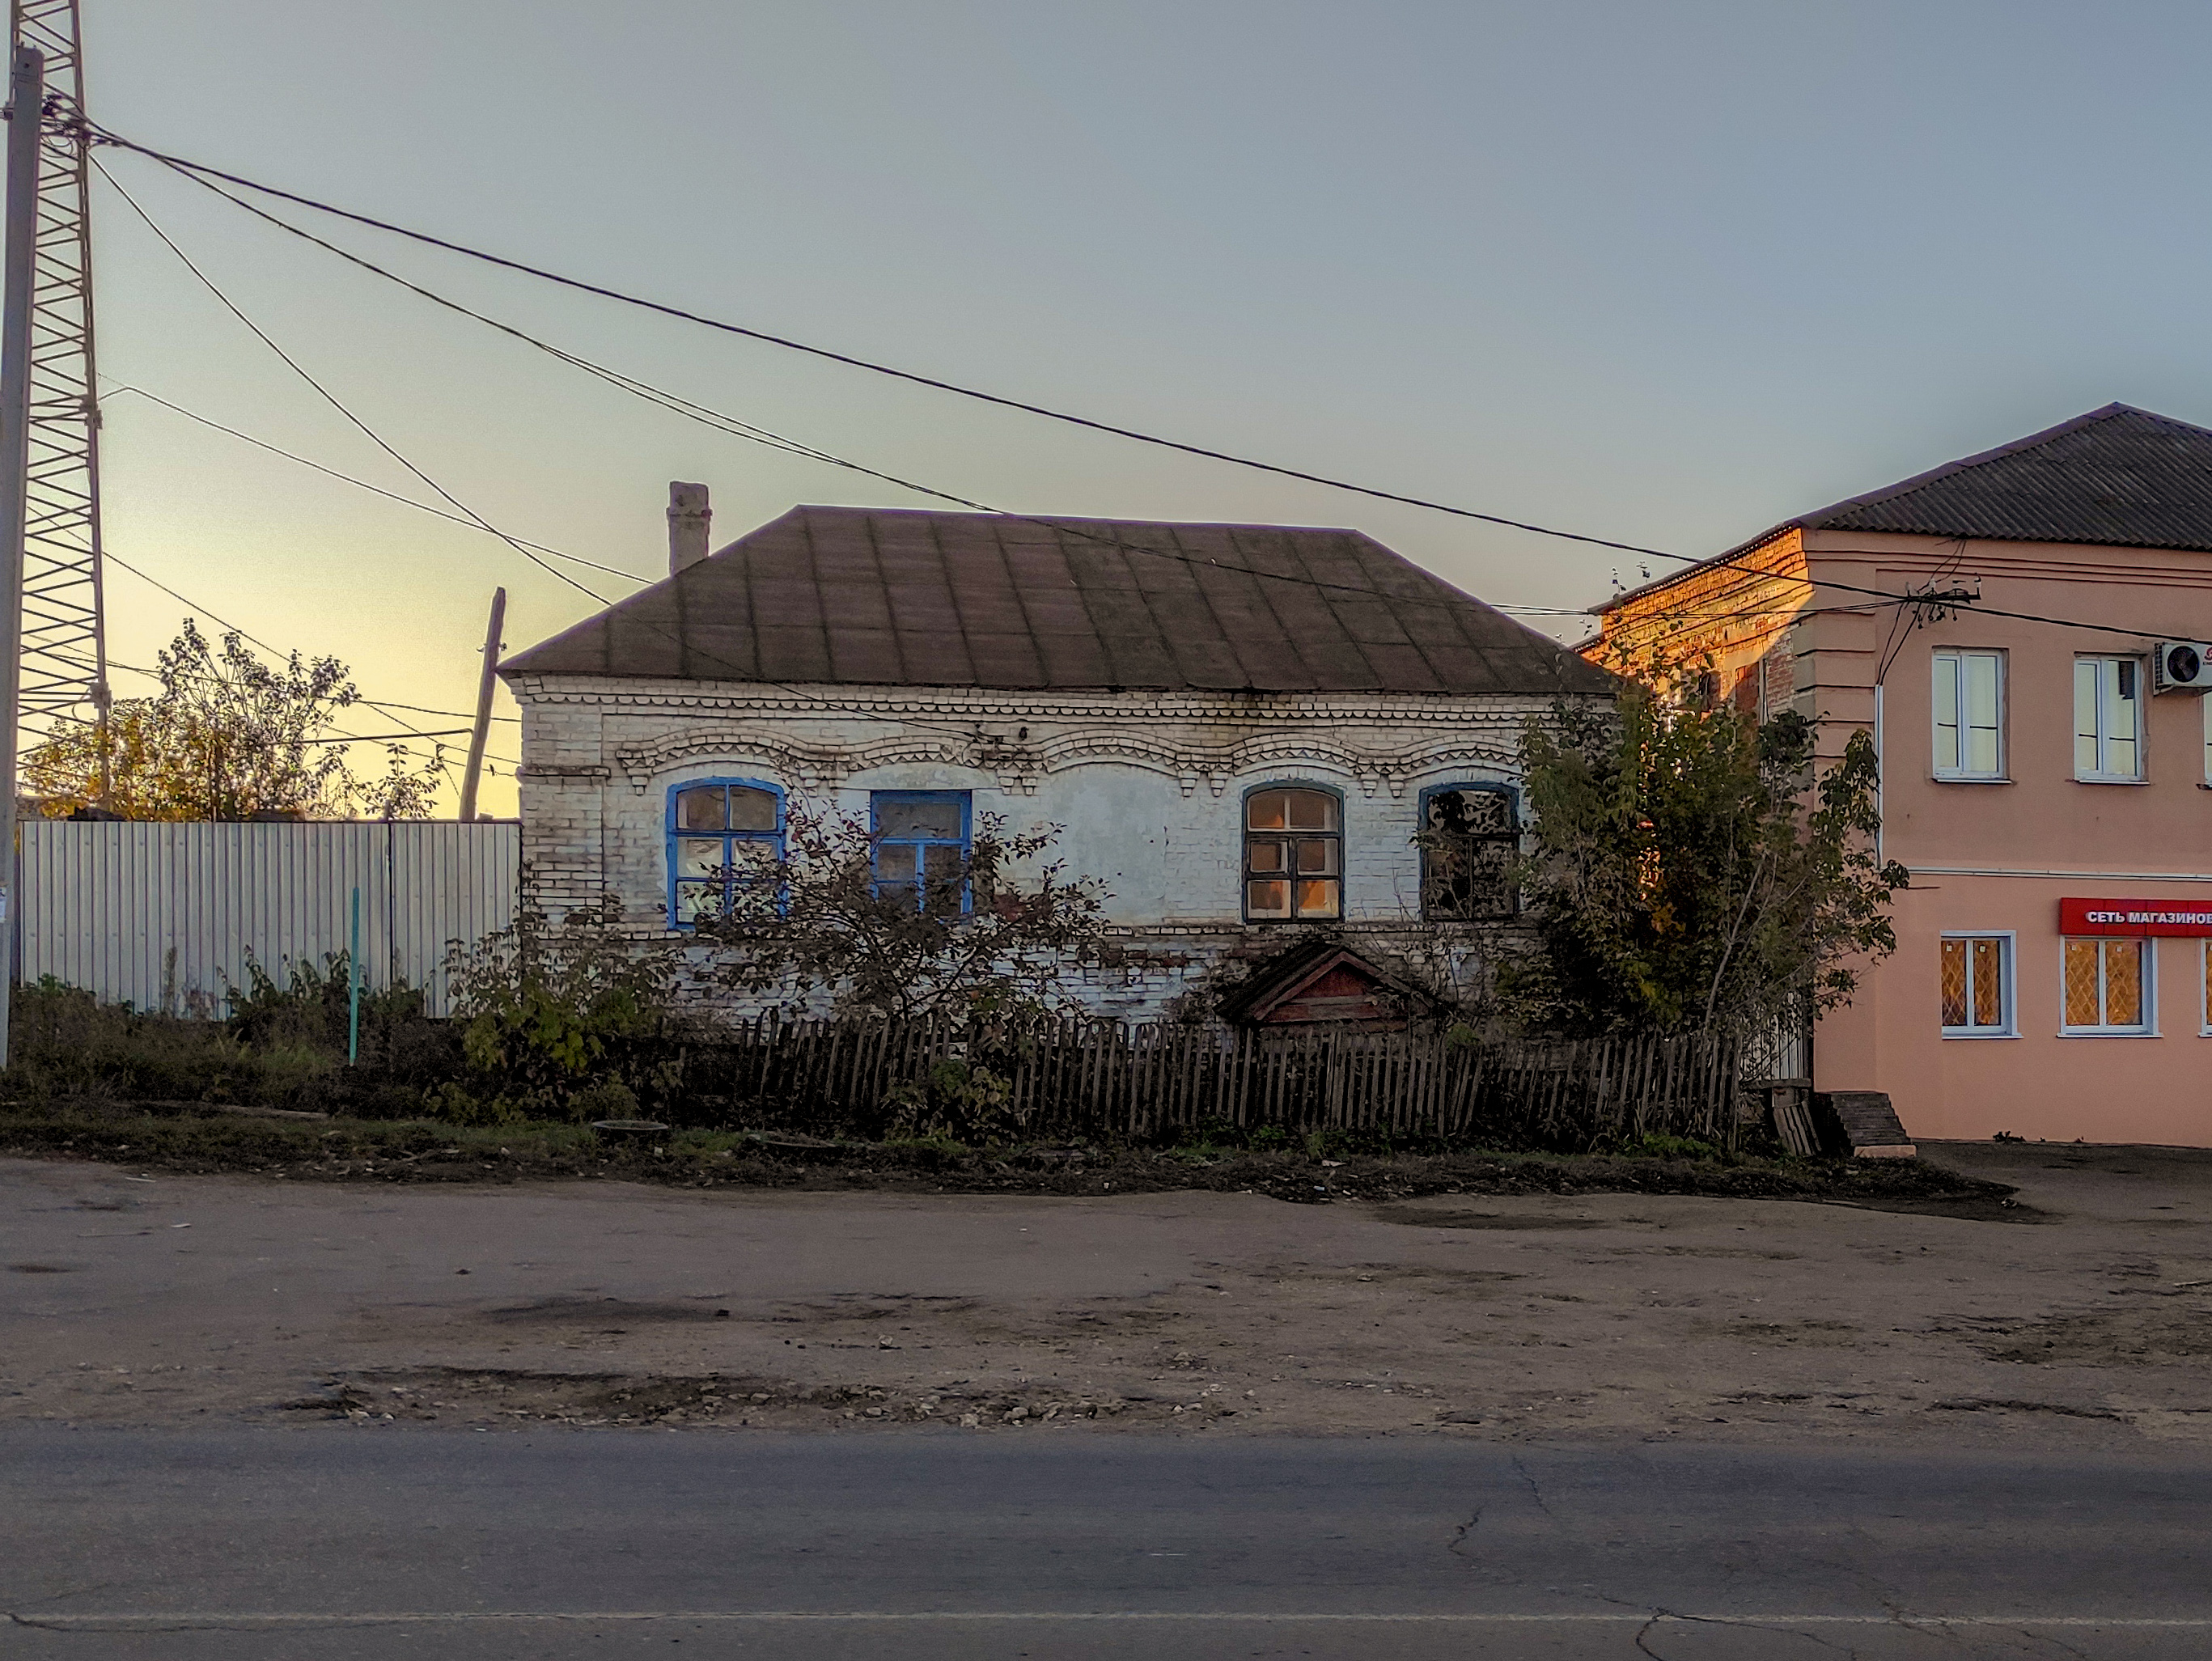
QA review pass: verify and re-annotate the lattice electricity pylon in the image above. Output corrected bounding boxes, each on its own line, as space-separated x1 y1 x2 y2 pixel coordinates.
9 0 108 770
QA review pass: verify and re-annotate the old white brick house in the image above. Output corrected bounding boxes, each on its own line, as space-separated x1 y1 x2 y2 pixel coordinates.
500 493 1617 1019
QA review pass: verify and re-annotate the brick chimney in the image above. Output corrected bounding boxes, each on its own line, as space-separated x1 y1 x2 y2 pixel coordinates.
667 481 712 574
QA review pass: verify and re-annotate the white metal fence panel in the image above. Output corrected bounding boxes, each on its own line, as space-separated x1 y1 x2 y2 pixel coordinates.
15 821 520 1017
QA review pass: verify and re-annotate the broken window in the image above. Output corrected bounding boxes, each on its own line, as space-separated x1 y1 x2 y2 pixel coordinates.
1419 785 1518 920
1244 787 1341 922
871 791 970 913
667 780 782 925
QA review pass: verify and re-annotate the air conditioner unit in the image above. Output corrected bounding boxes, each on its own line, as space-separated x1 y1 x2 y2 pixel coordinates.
2154 641 2212 693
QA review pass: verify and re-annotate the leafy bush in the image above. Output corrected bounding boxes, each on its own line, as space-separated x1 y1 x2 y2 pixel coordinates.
883 1057 1015 1144
2 972 457 1114
440 897 689 1121
706 802 1108 1023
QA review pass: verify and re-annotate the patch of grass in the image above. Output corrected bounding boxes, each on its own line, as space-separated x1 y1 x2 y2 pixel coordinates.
1616 1133 1733 1163
0 1100 2019 1214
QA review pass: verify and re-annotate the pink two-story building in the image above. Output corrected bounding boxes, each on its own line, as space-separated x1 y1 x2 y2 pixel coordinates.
1587 404 2212 1146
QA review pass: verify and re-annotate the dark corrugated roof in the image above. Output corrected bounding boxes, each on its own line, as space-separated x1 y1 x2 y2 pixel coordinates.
1592 403 2212 616
1798 404 2212 550
504 506 1616 697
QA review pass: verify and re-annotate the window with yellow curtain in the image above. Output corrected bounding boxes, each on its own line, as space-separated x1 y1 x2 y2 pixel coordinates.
2062 938 2151 1033
1939 934 2011 1035
1244 787 1341 921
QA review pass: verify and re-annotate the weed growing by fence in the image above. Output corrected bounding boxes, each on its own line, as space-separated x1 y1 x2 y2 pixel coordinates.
438 896 691 1123
0 972 459 1116
0 1100 2011 1213
2 967 1754 1156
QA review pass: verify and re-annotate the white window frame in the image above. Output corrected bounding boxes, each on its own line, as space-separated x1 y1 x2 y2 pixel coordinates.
2059 935 2156 1036
1931 648 2005 780
2201 940 2212 1036
2074 655 2146 782
2201 696 2212 787
1939 930 2017 1039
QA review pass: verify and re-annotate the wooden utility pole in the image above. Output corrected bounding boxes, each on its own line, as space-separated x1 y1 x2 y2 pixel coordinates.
0 44 44 1062
457 586 505 822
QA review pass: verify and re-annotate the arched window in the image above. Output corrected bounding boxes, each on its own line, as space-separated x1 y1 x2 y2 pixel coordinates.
1418 784 1517 920
667 779 783 925
1244 786 1341 921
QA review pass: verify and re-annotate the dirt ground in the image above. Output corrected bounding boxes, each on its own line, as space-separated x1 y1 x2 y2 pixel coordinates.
5 1142 2210 1447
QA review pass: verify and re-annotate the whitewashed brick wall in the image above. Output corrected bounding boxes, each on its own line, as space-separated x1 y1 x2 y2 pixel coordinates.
510 675 1591 1019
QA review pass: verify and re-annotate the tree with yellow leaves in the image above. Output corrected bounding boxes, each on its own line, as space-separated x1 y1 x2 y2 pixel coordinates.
23 620 447 820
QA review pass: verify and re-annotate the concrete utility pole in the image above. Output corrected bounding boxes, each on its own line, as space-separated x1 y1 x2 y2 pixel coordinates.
0 44 45 1063
457 585 506 823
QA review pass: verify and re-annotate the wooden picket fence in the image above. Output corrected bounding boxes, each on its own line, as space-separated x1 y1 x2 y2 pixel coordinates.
673 1017 1745 1150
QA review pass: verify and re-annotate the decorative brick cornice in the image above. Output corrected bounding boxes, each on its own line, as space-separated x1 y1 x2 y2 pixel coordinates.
611 730 973 795
610 722 1518 799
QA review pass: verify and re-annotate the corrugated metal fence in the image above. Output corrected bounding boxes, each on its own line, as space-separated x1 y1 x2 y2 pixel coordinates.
15 821 520 1016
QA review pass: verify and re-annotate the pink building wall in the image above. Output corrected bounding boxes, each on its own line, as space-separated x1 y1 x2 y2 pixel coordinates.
1798 530 2212 1145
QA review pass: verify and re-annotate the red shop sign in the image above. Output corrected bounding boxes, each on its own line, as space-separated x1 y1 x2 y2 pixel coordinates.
2058 898 2212 937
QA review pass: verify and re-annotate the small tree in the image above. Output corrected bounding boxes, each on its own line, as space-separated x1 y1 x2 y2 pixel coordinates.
705 801 1109 1024
1503 680 1908 1039
23 619 448 820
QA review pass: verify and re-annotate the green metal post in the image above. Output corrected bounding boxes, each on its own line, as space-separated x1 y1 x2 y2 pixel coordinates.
347 884 361 1065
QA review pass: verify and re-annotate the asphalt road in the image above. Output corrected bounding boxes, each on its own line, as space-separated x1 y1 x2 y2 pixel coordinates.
3 1429 2208 1659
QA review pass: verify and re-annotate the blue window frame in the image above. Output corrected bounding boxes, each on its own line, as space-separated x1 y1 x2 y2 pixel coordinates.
871 790 971 913
1417 783 1518 921
667 778 784 926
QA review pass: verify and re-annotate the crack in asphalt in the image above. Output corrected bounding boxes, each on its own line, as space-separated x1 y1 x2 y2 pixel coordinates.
1508 1452 1559 1522
1447 1504 1482 1559
1588 1587 1866 1660
1998 1621 2091 1659
8 1614 413 1635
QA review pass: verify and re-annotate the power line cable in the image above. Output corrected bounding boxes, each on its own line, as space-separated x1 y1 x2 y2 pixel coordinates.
96 161 610 616
102 382 654 585
102 550 444 742
101 557 519 767
132 163 1608 630
37 656 516 767
97 177 1040 754
110 162 1042 536
90 132 2184 650
298 727 469 744
108 160 1508 760
125 156 2005 661
117 367 1599 630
